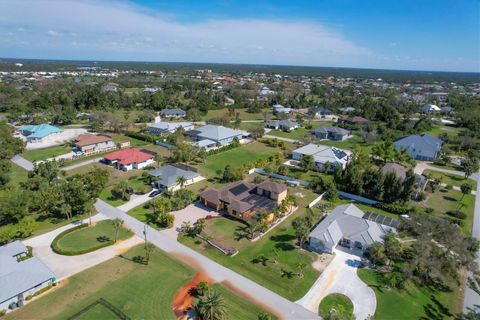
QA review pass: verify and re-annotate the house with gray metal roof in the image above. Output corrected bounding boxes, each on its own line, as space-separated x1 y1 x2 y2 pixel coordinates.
312 126 351 141
145 121 194 136
292 143 351 171
187 125 248 147
149 165 200 191
160 108 186 118
266 120 299 131
308 204 395 255
394 134 442 161
0 241 56 310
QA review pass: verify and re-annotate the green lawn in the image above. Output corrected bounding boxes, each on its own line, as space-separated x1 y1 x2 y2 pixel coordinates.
358 269 455 320
179 187 324 301
268 127 315 140
99 175 151 206
319 293 354 318
22 145 72 162
425 124 462 139
203 217 250 250
201 108 272 121
56 220 133 253
8 163 28 186
423 170 476 189
75 303 119 320
5 246 273 320
126 205 163 230
319 135 372 152
196 142 278 177
112 134 149 147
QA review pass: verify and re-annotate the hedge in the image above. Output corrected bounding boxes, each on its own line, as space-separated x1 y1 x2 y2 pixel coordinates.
125 131 158 143
51 223 115 256
25 284 54 301
375 202 417 215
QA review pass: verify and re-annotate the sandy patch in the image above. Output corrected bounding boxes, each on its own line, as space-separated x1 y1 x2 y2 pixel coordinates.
172 272 212 319
312 252 335 272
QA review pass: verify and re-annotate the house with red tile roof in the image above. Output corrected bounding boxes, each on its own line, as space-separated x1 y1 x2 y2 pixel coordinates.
103 148 154 171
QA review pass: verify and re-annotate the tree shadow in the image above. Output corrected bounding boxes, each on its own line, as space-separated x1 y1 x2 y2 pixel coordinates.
96 236 111 243
118 254 147 265
442 196 457 202
281 269 294 278
274 242 295 251
270 234 295 242
234 226 251 241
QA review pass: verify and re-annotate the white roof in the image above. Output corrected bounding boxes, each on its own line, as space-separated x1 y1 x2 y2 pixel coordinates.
293 143 351 165
148 122 193 131
193 125 245 141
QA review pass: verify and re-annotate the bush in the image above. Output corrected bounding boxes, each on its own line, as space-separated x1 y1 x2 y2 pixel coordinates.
446 210 467 220
125 131 157 143
376 202 416 215
416 192 427 201
425 207 434 214
51 224 115 255
0 309 6 317
156 212 174 228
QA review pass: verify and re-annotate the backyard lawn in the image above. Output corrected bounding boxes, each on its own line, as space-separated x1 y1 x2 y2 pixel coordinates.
112 134 149 147
22 145 72 161
196 142 278 177
99 174 152 206
201 108 272 121
319 293 354 318
358 269 455 320
55 220 133 253
179 187 324 301
423 170 476 189
5 246 273 320
319 135 372 152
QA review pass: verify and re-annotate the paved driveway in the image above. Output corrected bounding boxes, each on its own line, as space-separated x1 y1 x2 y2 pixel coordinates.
23 213 142 279
160 202 219 238
296 249 376 320
117 190 159 212
11 155 34 171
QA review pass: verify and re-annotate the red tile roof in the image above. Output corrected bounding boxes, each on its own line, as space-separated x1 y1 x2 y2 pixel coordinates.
103 148 153 165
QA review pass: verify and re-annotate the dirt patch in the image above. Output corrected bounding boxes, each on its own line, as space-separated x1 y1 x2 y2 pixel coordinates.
220 280 281 320
312 252 335 272
172 272 212 319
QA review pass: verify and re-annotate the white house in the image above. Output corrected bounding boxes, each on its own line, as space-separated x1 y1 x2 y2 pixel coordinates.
421 104 441 113
103 148 155 171
145 122 194 136
292 143 351 171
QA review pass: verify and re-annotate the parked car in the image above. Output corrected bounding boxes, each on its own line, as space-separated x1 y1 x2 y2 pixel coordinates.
149 189 161 197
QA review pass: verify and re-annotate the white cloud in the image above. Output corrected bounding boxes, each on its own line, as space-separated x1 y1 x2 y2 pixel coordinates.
47 30 62 37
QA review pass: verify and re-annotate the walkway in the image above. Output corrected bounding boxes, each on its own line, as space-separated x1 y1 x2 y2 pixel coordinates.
296 249 376 320
11 155 34 171
23 213 143 279
94 199 318 320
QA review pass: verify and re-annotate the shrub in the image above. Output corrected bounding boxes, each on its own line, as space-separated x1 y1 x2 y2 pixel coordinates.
416 192 427 201
51 224 115 255
446 210 467 220
125 131 157 143
425 207 434 214
0 309 6 317
376 202 416 215
156 212 174 228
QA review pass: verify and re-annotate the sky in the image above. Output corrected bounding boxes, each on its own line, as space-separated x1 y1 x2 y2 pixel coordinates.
0 0 478 72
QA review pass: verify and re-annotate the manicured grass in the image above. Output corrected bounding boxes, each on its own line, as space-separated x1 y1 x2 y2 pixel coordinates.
196 142 277 177
201 108 272 121
140 144 172 158
5 246 272 320
429 163 461 171
55 220 133 252
179 187 323 301
22 145 72 161
319 293 354 318
268 127 315 140
425 124 462 138
127 205 163 230
423 170 476 189
112 134 149 147
99 174 151 206
358 268 455 320
203 217 250 250
318 135 372 153
75 303 119 320
8 163 28 187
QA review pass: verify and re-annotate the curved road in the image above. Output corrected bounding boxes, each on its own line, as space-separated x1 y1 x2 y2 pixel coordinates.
94 200 319 320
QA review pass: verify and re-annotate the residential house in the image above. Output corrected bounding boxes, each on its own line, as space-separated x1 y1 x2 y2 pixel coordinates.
187 125 247 147
0 241 56 310
292 143 351 170
149 165 200 191
102 83 118 93
338 116 369 125
421 104 441 113
258 86 275 95
143 87 159 93
272 104 295 115
72 133 115 155
312 106 333 117
394 134 442 161
381 162 428 195
18 124 63 142
308 204 396 255
160 108 186 119
145 122 194 136
199 180 287 222
440 106 455 114
103 148 155 171
312 126 351 141
266 120 299 131
339 106 356 114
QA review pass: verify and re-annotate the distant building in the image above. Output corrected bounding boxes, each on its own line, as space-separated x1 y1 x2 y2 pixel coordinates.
292 143 351 171
160 108 186 119
145 122 194 136
312 106 333 117
272 104 294 115
103 148 155 171
73 133 115 155
308 204 396 255
339 106 356 114
143 87 159 93
312 126 351 141
259 86 275 95
338 116 369 125
0 241 56 310
149 165 200 191
440 106 454 114
18 124 63 142
421 104 441 113
102 83 118 93
188 125 247 147
266 120 299 131
200 180 287 222
394 134 442 161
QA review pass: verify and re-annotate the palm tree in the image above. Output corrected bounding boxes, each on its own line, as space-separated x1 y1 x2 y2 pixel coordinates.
112 218 124 242
459 183 473 209
145 242 154 265
154 154 162 168
195 289 227 320
176 175 187 189
296 262 306 278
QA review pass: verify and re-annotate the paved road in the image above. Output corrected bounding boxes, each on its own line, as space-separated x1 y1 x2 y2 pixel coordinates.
23 213 143 279
94 199 319 320
296 249 376 320
464 169 480 313
414 162 479 181
11 155 34 171
61 157 103 171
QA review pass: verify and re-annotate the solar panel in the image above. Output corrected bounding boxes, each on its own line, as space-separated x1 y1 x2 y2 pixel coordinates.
229 183 250 196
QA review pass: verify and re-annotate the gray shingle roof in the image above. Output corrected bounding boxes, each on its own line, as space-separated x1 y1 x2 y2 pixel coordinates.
394 134 442 159
192 125 245 142
160 108 186 116
313 126 350 136
149 165 199 187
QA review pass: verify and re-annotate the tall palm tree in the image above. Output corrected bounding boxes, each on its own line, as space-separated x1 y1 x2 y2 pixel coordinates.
176 175 187 189
195 289 227 320
112 218 124 242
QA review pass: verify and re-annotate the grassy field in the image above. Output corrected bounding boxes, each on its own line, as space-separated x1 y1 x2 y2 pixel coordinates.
423 170 476 189
358 269 455 320
5 246 272 320
9 163 28 186
56 220 133 253
319 135 372 152
22 145 72 161
112 134 149 147
127 204 162 230
179 187 324 301
319 293 354 318
425 124 462 139
99 173 151 206
203 217 250 250
201 108 272 121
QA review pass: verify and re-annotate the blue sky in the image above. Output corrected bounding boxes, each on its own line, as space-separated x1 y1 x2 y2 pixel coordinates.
0 0 478 72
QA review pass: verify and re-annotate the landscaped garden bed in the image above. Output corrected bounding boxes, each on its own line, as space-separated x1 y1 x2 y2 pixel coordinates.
319 293 354 318
51 220 133 255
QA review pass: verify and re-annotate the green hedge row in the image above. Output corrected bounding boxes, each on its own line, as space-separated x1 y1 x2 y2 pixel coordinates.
125 131 157 143
25 283 54 301
51 223 115 256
